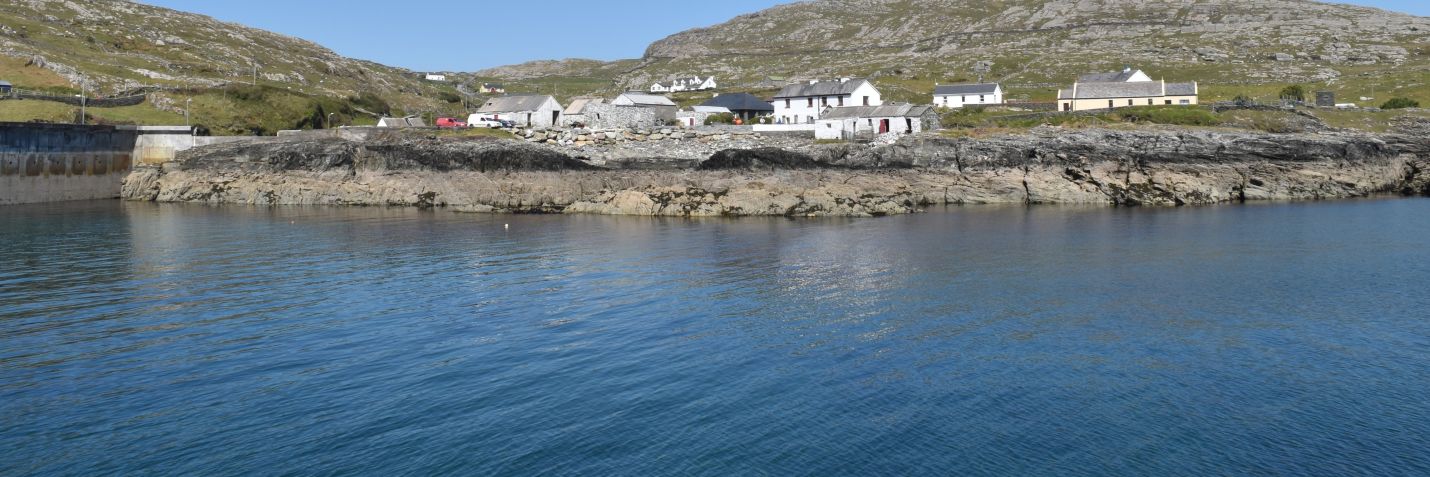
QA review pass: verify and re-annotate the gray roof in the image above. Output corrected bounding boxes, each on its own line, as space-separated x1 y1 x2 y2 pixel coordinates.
1165 82 1197 96
616 92 676 106
690 106 731 113
1059 81 1197 100
378 117 426 127
0 80 11 87
774 79 870 99
563 97 604 115
701 93 774 112
478 94 555 113
1079 70 1144 83
934 83 1000 95
819 104 935 120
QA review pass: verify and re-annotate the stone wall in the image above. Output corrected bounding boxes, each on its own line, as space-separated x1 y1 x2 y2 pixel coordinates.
567 103 661 130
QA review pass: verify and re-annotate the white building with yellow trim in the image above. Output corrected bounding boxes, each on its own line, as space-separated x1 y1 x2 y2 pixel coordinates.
1057 68 1198 112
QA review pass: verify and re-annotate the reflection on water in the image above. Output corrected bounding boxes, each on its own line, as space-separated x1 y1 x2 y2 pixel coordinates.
3 199 1429 475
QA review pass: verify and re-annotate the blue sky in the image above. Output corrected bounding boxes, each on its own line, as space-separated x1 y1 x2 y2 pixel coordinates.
139 0 1428 72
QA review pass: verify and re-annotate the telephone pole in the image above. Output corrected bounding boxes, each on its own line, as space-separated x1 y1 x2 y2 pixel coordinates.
79 75 87 125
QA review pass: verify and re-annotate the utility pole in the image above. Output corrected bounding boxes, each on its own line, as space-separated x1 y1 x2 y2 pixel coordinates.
79 75 87 125
252 60 258 86
185 98 192 127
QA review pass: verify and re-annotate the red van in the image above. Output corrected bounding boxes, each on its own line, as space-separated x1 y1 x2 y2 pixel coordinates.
435 117 467 128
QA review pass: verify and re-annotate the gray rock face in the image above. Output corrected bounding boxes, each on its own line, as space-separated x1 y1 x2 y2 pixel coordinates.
123 129 1430 216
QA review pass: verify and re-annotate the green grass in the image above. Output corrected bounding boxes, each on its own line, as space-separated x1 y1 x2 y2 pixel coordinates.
0 99 184 124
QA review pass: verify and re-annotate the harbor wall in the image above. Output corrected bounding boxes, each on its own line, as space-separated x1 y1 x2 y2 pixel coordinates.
1 123 252 205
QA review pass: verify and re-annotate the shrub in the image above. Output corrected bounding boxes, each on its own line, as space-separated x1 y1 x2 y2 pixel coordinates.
1114 106 1221 126
1279 85 1307 102
1233 94 1255 106
437 91 462 103
939 107 987 128
1381 97 1421 109
704 112 736 125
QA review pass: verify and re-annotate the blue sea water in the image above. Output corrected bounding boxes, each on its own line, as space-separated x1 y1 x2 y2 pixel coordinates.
2 200 1429 476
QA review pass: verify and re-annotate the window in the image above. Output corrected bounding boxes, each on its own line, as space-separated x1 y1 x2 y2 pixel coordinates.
863 96 870 106
785 99 791 108
1180 99 1191 105
1108 100 1114 109
808 98 814 108
1128 99 1134 106
1148 99 1154 105
1165 100 1172 105
962 96 967 102
838 96 844 107
979 95 985 102
821 97 828 106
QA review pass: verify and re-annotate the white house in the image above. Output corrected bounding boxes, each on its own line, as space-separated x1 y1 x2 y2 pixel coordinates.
772 78 882 125
814 104 940 140
933 83 1003 108
476 94 564 128
1057 68 1198 112
424 74 447 82
648 76 718 93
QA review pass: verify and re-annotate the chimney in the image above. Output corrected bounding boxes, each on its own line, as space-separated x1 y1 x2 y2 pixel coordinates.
840 77 850 83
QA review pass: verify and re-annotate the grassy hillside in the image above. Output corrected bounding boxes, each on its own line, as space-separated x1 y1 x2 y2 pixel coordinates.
0 0 478 134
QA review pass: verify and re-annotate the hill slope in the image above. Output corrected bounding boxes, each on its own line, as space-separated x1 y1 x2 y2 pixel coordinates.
488 0 1430 104
0 0 470 133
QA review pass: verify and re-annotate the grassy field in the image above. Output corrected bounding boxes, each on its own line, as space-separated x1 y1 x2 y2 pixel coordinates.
0 99 185 124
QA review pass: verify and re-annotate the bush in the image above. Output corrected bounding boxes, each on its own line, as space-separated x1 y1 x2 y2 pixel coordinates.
437 91 462 103
1113 106 1221 126
940 107 987 128
1279 85 1307 102
1381 97 1421 109
704 112 736 125
1233 94 1255 106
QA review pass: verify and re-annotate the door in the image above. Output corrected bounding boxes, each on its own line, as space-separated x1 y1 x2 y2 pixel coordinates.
552 111 560 126
879 119 889 134
905 118 913 134
526 113 532 127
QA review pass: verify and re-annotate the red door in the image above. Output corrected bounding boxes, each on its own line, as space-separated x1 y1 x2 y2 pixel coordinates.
879 119 889 134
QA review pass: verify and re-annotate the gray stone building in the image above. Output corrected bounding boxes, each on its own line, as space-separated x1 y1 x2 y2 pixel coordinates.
477 94 564 128
611 92 678 123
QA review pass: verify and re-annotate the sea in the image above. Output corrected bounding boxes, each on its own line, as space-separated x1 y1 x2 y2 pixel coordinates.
2 199 1428 476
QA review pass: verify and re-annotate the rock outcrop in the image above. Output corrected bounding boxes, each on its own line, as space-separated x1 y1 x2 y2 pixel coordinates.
123 129 1430 217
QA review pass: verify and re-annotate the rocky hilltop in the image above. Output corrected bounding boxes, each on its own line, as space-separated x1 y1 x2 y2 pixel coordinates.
484 0 1430 103
123 129 1430 216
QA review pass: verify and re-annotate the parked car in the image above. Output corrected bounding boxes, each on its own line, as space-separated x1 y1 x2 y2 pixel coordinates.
498 119 516 128
469 118 504 128
435 117 467 128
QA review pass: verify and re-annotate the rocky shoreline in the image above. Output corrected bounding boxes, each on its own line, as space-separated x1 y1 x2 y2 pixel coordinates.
121 127 1430 217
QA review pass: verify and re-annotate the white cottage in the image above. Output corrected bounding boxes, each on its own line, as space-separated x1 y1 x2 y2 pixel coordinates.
933 83 1003 108
772 78 882 125
1056 68 1198 112
814 104 940 140
424 74 447 82
477 94 564 128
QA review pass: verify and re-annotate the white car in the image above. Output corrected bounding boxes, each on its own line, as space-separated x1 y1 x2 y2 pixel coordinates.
466 115 504 128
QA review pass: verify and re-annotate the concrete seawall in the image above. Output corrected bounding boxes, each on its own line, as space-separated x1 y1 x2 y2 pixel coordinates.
1 122 253 205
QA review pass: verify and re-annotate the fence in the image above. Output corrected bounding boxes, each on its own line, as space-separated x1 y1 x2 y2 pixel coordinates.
2 89 147 107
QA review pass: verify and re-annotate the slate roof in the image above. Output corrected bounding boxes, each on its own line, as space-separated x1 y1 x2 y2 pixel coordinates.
819 104 935 120
563 97 604 115
478 94 555 113
1165 82 1197 96
1078 70 1145 83
700 93 774 112
482 83 504 89
773 79 870 99
378 117 426 128
616 92 676 106
934 83 1000 95
1058 81 1198 99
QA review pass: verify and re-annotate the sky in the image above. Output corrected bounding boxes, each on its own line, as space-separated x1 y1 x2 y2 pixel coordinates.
138 0 1429 72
